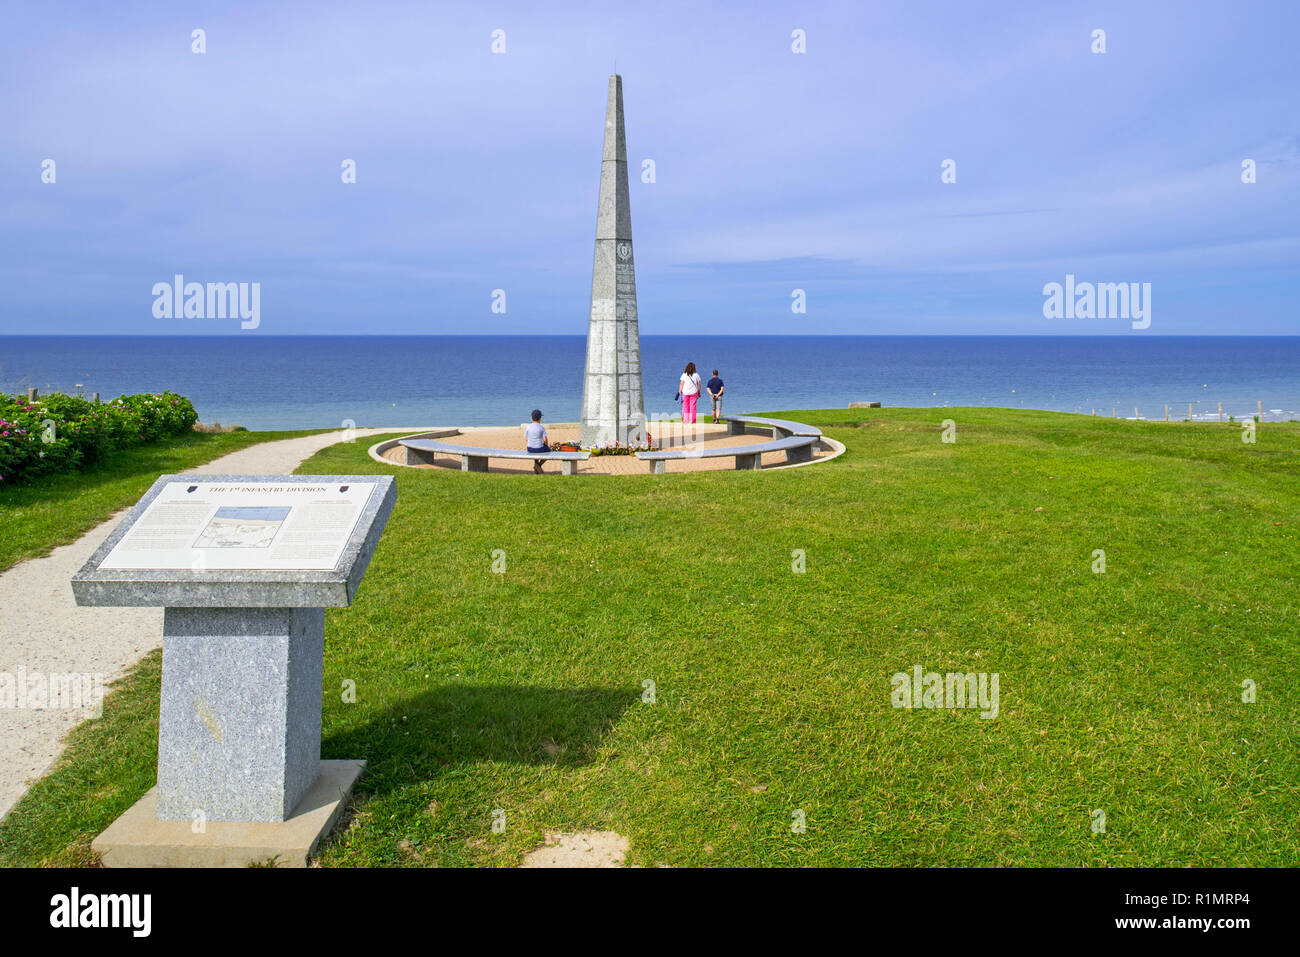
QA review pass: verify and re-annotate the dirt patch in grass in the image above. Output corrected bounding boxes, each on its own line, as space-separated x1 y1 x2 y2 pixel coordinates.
520 830 629 868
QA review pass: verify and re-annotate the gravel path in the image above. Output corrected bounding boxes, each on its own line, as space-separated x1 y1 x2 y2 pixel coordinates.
0 428 428 822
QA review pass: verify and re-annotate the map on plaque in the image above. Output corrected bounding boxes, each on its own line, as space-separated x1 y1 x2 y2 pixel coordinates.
97 479 377 571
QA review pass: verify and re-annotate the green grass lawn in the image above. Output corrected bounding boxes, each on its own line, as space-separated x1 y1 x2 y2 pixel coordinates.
0 429 324 572
1 409 1296 867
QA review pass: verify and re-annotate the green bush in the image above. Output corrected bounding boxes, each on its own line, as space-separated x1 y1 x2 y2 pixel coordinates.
0 391 198 486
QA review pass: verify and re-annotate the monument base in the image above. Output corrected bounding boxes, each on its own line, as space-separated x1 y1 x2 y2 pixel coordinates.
158 606 324 823
92 759 364 868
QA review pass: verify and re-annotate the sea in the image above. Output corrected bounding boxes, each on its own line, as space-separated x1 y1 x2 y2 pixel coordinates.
1 336 1296 430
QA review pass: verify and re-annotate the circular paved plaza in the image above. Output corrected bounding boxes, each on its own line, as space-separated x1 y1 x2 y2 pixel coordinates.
376 422 842 475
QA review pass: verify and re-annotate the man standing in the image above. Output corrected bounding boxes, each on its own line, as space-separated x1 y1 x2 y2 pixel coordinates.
706 369 725 423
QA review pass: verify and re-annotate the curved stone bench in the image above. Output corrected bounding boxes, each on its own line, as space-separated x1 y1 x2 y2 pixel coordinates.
722 415 823 439
399 439 591 475
635 434 818 474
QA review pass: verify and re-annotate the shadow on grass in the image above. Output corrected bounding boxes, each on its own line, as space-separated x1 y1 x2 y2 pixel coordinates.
322 684 637 793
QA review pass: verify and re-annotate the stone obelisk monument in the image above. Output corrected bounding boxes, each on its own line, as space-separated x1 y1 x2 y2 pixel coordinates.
580 74 646 448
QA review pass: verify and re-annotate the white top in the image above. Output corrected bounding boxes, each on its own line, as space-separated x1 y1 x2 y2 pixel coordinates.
524 422 548 448
680 372 701 396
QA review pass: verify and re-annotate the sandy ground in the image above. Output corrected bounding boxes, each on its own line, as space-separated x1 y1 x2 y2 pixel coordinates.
381 422 833 474
0 427 436 822
520 830 629 867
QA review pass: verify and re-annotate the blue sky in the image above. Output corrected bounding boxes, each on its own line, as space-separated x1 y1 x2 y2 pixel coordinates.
1 0 1297 335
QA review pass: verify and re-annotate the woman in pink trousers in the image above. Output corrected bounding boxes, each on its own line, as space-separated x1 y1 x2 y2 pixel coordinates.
679 362 702 424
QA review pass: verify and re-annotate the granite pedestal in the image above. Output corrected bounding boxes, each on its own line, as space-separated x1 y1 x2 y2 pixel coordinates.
157 606 324 823
403 444 436 466
785 442 815 464
72 474 396 866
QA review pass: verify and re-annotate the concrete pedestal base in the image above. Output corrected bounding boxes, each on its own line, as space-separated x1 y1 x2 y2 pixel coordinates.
158 607 324 822
403 445 436 466
785 442 815 464
92 759 364 868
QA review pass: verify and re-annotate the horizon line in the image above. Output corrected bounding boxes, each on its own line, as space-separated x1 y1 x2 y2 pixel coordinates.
3 333 1298 339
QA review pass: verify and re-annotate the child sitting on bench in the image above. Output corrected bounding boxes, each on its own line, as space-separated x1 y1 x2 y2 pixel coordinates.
524 409 550 473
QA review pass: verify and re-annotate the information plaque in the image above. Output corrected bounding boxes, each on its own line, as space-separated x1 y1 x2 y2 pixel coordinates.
72 473 397 865
97 479 375 571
